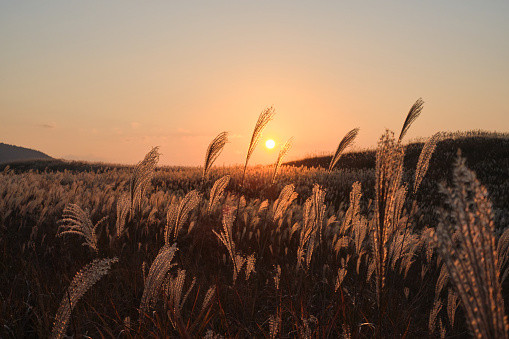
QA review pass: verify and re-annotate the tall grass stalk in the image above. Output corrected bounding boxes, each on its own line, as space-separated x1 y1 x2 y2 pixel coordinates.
51 257 118 339
139 243 178 317
373 130 405 308
129 147 159 214
398 98 424 142
432 154 508 338
413 131 441 194
242 107 275 186
328 128 359 174
272 137 293 183
203 132 228 181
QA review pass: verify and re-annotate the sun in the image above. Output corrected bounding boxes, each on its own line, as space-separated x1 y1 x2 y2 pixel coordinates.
265 139 275 149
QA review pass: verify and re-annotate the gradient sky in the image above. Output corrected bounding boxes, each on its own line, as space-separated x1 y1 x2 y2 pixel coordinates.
1 1 508 166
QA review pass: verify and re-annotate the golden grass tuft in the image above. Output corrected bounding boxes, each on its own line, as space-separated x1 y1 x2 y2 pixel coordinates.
432 154 508 338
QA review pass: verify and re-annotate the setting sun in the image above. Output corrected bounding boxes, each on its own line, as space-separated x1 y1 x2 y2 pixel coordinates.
265 139 275 149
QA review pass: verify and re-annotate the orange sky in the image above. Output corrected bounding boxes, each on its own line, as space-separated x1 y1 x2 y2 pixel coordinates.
1 2 508 166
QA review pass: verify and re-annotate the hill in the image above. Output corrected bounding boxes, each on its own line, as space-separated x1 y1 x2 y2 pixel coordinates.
0 143 53 164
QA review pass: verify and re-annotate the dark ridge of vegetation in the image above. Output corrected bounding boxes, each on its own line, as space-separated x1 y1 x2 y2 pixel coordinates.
0 142 53 164
285 132 509 175
0 159 132 174
284 133 509 229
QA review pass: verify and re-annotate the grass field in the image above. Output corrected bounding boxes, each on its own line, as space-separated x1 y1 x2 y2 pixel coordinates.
1 127 509 338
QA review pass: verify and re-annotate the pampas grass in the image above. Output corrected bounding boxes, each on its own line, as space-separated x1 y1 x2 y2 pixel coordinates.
398 98 424 142
207 175 230 214
165 190 202 243
243 107 275 178
57 204 104 253
51 257 118 339
116 193 130 238
432 154 508 338
328 128 359 174
129 147 160 213
413 131 441 194
272 184 298 223
140 243 178 317
203 132 228 180
272 137 293 183
373 130 405 306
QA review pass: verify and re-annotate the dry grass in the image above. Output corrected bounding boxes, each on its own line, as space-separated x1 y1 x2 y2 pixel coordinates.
3 101 509 338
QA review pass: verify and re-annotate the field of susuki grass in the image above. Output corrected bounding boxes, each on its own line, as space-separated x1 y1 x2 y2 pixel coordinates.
2 101 509 338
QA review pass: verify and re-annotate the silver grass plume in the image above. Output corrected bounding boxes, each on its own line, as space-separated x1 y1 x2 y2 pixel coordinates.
58 204 104 253
51 257 118 339
165 269 196 320
373 130 405 306
213 206 254 283
203 132 229 180
272 184 298 223
244 107 275 173
413 132 441 194
129 146 160 212
165 190 202 244
272 137 293 183
432 155 508 339
116 193 130 238
328 128 359 174
340 181 362 235
207 175 230 214
213 206 240 282
139 243 178 317
297 184 326 271
398 98 424 142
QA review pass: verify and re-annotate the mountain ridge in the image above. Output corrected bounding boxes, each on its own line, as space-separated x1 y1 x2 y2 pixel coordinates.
0 143 53 164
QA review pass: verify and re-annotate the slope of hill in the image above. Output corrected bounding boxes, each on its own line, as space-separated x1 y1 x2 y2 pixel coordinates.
0 143 53 164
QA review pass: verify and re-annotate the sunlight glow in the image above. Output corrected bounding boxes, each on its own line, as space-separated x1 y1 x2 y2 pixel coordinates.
265 139 275 149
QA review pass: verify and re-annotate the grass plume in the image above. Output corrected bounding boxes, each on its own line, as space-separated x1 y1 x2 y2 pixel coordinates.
203 131 228 180
432 154 508 338
140 243 178 317
413 131 441 194
129 146 160 213
398 98 424 142
328 127 359 173
207 175 230 214
373 130 405 306
272 137 293 183
57 204 104 253
244 107 275 176
165 190 202 243
116 193 130 238
51 257 118 339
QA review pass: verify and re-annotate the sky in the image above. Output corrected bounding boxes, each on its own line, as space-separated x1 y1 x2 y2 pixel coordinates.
1 1 508 166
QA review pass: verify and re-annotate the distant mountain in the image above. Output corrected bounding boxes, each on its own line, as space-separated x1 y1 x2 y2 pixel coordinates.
0 143 53 164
